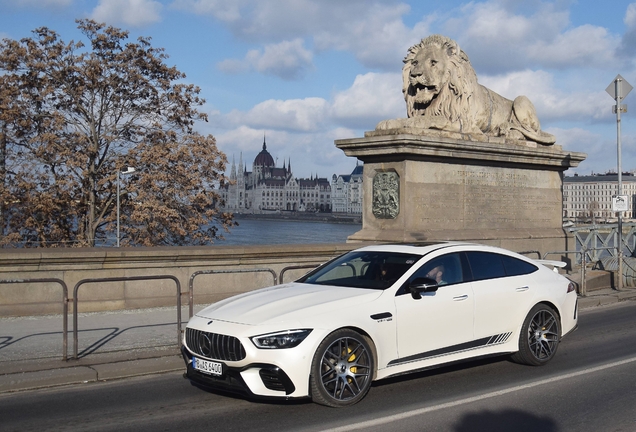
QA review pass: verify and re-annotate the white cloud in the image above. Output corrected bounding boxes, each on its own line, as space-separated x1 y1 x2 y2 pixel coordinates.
247 39 313 80
526 25 619 69
218 39 313 80
551 127 615 175
480 70 609 124
331 72 404 128
222 97 329 132
625 3 636 29
446 1 621 73
171 0 244 23
176 0 429 70
620 3 636 58
212 72 403 132
216 58 248 74
310 2 428 69
91 0 163 27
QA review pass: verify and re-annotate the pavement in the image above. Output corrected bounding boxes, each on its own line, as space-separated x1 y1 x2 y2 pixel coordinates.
2 289 636 395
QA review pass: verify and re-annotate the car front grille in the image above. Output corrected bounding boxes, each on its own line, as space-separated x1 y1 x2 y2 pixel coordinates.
185 328 246 361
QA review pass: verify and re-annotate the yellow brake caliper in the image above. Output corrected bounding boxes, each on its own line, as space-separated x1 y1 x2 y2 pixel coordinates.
347 347 357 381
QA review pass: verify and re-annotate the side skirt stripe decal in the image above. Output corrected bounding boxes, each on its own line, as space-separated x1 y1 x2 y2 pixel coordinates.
388 332 513 367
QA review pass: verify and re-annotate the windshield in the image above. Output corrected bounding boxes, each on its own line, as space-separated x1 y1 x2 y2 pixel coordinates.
298 251 422 290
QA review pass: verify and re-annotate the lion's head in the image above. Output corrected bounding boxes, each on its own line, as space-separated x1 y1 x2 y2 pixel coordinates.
402 35 478 122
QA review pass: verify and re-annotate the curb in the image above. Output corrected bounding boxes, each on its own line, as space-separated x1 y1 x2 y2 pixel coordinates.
0 354 184 394
577 288 636 310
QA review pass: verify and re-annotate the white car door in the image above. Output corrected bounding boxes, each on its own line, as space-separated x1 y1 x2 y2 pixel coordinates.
467 251 537 342
393 253 474 364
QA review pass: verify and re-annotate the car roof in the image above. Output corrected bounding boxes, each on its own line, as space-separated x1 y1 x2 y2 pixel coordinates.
352 242 524 258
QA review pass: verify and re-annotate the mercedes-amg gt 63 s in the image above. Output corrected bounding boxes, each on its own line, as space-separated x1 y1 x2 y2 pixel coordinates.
181 242 578 407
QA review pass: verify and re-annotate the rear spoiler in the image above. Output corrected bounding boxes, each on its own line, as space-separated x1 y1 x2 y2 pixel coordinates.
536 259 567 272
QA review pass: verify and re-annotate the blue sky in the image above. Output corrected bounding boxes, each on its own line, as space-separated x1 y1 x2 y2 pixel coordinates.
1 0 636 178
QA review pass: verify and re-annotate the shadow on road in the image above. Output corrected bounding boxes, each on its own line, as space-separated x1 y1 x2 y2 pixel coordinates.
454 408 559 432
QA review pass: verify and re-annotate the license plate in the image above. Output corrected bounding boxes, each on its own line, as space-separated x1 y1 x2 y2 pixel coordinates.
192 357 223 376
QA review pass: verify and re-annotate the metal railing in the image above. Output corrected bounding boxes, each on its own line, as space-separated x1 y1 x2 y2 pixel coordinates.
279 264 321 283
72 275 181 360
188 268 277 319
0 278 69 360
568 222 636 264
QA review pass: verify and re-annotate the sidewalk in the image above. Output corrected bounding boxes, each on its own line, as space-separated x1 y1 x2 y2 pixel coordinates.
0 306 192 393
2 291 636 394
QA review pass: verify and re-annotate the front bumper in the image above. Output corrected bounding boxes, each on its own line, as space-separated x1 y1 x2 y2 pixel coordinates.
181 345 302 400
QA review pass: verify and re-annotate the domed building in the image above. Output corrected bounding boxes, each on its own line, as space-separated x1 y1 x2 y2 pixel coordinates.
221 137 333 214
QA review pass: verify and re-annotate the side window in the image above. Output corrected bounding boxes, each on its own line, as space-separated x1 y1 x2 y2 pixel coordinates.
411 253 464 286
465 251 506 281
501 255 538 276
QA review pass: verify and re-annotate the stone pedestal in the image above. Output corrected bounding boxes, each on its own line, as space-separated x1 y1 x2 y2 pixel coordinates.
335 130 587 255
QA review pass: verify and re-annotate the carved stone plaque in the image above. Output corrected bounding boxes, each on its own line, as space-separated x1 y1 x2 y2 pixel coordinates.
372 171 399 219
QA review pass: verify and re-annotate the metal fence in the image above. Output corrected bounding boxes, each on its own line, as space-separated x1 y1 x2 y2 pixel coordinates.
1 262 328 362
568 222 636 264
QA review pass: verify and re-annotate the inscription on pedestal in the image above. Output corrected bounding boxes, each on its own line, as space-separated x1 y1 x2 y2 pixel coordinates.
411 166 559 229
372 171 400 219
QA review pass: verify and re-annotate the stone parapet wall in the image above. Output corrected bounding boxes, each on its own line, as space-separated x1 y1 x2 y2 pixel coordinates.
0 244 358 317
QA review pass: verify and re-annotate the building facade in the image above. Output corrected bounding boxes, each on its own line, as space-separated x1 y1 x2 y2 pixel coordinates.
563 173 636 222
331 164 363 214
221 138 333 214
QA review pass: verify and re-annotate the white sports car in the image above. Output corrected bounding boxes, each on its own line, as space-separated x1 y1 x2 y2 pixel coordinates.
181 242 578 407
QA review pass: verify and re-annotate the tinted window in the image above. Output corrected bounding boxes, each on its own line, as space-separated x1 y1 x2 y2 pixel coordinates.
465 251 506 281
501 255 538 276
298 251 421 290
411 253 465 285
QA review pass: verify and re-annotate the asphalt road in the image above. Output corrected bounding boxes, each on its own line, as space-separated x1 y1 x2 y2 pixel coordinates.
1 302 635 432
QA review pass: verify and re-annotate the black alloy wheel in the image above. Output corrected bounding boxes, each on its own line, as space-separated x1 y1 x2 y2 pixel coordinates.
512 303 561 366
310 329 374 407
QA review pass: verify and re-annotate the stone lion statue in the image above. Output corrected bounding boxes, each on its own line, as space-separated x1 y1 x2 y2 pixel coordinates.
376 34 556 145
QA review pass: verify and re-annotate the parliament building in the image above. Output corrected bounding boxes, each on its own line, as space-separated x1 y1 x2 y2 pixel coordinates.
221 138 337 214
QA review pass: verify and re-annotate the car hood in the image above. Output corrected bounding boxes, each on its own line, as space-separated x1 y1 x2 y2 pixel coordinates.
195 282 382 326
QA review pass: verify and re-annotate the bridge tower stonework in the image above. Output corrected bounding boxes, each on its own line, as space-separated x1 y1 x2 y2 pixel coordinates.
336 130 586 255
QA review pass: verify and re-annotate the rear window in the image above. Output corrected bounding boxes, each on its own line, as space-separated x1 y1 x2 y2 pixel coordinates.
466 251 538 281
501 255 538 276
466 251 506 281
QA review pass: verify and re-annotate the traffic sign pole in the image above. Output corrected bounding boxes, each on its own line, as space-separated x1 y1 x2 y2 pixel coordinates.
606 74 632 291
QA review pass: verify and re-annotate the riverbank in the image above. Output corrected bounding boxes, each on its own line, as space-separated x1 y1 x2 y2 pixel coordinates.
232 211 361 224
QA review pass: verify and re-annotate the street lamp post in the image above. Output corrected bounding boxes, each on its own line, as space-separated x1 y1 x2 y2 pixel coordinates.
116 167 136 247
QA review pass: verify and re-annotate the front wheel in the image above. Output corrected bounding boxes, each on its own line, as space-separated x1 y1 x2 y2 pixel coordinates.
310 329 374 407
512 304 561 366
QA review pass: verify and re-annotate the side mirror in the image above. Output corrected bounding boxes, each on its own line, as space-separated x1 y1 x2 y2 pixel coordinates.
408 277 439 299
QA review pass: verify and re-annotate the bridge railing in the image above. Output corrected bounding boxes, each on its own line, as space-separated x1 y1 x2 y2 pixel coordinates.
567 222 636 264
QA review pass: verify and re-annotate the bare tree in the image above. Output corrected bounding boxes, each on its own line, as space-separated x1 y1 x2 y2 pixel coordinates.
0 20 233 247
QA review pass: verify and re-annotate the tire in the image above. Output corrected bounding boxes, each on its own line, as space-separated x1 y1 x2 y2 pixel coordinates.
511 304 561 366
309 329 374 407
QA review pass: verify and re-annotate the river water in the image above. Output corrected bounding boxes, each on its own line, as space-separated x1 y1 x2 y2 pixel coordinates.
212 218 362 246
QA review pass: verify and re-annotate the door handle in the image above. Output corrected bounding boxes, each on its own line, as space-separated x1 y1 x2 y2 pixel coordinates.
516 286 530 292
453 294 468 301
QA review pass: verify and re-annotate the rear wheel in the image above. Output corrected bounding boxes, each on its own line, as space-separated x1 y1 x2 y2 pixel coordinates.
512 304 561 366
310 329 374 407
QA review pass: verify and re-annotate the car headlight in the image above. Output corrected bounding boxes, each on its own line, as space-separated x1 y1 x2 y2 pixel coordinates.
251 329 313 349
